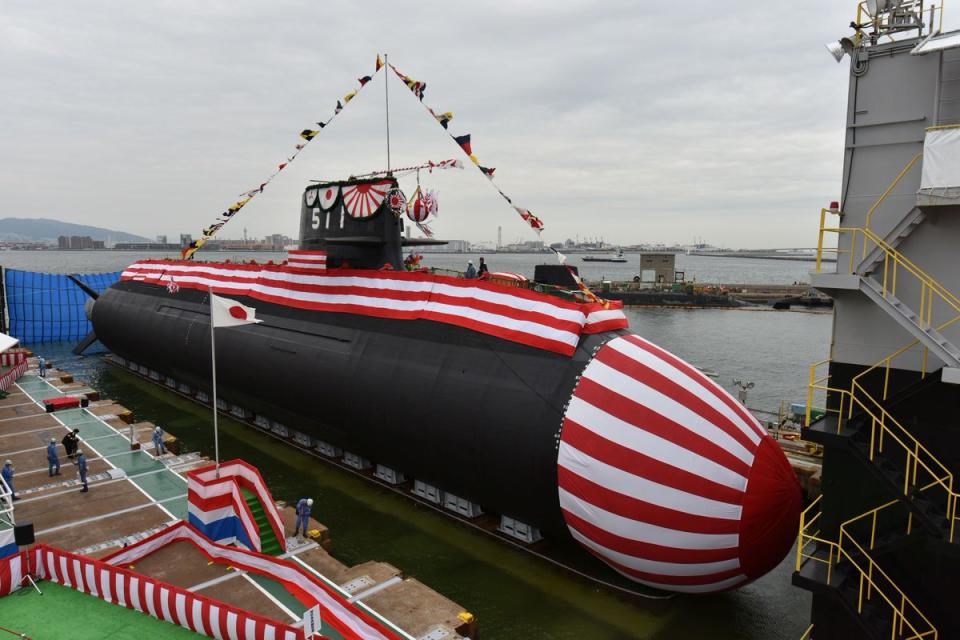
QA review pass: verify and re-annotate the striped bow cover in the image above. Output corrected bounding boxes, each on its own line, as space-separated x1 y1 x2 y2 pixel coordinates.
558 334 802 593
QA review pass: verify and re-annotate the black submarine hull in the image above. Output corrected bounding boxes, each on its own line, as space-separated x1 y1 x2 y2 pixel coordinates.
88 177 802 594
93 279 619 535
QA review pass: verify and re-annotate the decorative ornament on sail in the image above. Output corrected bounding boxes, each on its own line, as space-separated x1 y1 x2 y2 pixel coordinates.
406 187 438 223
318 185 340 211
342 180 391 218
388 188 407 216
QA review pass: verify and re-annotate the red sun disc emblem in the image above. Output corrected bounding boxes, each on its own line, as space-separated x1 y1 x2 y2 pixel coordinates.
228 305 248 320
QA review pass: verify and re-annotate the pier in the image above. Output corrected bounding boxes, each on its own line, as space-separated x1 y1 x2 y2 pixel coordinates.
587 282 832 309
0 357 475 640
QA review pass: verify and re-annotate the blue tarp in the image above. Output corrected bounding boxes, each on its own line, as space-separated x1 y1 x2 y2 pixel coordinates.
3 270 121 344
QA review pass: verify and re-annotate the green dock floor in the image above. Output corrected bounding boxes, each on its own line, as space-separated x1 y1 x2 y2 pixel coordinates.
15 374 189 518
0 581 202 639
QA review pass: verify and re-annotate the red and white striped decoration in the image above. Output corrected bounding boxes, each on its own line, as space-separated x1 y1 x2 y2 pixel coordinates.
0 349 26 367
287 250 328 270
104 522 401 640
558 334 802 593
0 352 28 392
341 181 391 219
31 544 302 640
187 460 286 554
121 260 629 357
0 550 25 596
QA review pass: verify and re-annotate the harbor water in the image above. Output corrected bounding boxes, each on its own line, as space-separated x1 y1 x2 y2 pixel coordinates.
4 251 829 638
0 250 816 285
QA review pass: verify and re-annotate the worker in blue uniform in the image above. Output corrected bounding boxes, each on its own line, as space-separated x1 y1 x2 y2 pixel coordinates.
47 437 60 476
1 460 17 501
77 450 88 493
294 497 314 539
152 426 167 456
38 356 46 378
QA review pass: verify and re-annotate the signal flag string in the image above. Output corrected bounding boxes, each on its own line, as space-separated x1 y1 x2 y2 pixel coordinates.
387 62 546 234
181 55 386 260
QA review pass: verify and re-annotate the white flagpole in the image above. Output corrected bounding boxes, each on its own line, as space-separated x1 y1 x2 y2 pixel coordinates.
209 286 220 478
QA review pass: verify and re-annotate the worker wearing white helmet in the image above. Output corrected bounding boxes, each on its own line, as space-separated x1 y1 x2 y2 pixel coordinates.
152 425 167 456
294 497 314 540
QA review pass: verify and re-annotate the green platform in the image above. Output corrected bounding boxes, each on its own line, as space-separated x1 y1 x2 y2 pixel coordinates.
0 581 202 639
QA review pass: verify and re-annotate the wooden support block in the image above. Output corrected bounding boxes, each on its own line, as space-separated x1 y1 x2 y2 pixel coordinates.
60 374 74 383
162 435 181 456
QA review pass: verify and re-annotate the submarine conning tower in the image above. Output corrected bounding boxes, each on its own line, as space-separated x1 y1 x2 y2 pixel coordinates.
299 176 446 269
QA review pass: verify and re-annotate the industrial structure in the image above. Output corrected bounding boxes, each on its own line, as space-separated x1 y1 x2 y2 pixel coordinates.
794 1 960 638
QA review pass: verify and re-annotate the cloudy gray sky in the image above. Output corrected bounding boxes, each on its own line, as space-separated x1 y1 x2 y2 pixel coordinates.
3 1 931 248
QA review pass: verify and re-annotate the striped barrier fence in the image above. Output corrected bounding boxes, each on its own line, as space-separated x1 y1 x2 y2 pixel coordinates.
104 521 401 640
187 459 285 554
0 350 28 393
0 549 25 596
0 349 27 367
30 543 304 640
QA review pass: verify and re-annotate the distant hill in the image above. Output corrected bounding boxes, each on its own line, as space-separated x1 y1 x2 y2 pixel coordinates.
0 218 151 245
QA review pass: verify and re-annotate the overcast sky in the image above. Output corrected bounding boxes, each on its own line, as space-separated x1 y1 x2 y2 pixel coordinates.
3 1 942 249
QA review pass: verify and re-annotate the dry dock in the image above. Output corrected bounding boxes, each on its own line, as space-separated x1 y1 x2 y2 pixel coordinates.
0 358 475 640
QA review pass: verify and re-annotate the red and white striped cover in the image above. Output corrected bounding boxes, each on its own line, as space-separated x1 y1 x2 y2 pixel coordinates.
30 544 302 640
0 549 25 596
557 334 802 593
121 260 628 356
187 460 286 554
287 250 327 270
104 522 401 640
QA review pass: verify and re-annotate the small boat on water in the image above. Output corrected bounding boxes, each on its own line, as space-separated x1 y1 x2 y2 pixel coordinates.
581 249 628 263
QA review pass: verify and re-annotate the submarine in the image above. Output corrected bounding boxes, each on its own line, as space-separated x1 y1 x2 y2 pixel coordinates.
88 175 802 594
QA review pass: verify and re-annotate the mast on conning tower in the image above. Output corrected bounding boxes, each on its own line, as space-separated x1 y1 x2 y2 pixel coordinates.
384 53 392 174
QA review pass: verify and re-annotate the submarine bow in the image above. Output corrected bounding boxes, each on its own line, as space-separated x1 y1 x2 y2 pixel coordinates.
559 334 801 593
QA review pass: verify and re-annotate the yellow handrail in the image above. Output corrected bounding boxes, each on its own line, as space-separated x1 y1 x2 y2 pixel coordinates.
817 220 960 316
865 152 923 230
799 624 814 640
807 354 960 538
796 495 939 639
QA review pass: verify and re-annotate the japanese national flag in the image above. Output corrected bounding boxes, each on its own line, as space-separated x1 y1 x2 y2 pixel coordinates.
211 293 263 328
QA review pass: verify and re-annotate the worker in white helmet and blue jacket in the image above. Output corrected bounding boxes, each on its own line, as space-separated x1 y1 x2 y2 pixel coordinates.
294 497 314 540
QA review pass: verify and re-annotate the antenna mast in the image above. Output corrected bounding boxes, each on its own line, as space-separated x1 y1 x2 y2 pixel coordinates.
384 53 392 173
